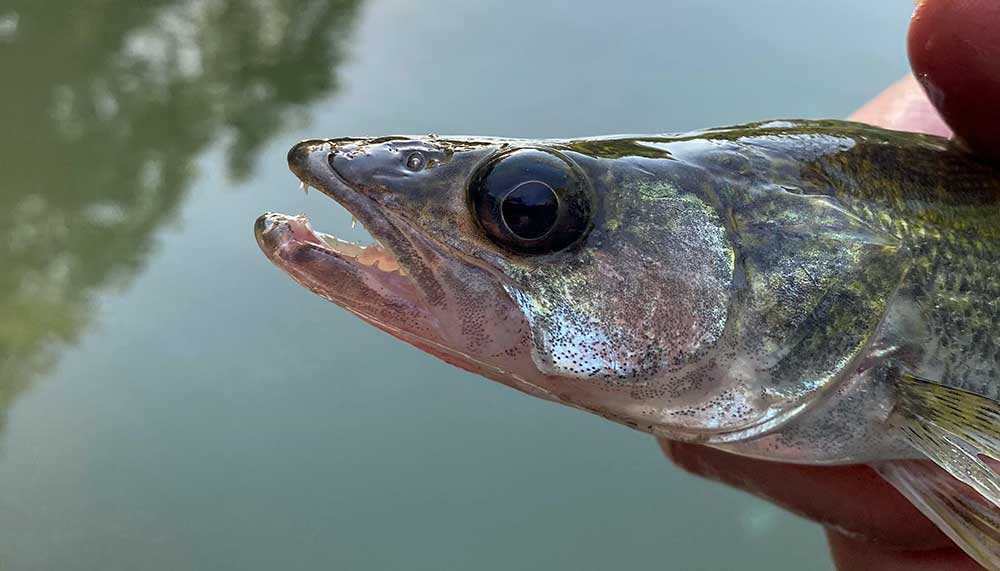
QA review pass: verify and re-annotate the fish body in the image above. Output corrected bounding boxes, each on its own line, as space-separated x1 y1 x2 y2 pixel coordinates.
256 120 1000 568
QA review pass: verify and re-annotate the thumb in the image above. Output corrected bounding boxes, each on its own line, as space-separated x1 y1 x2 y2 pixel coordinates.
909 0 1000 159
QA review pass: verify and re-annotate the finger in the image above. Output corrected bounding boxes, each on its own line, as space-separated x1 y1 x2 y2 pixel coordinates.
660 439 952 550
826 529 983 571
848 74 951 136
909 0 1000 158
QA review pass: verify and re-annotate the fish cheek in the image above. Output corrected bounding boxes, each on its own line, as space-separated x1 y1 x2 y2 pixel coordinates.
511 258 730 383
433 262 535 370
506 183 736 400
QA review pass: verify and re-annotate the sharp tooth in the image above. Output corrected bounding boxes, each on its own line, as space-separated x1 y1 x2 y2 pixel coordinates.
315 230 407 275
351 216 357 229
318 233 365 258
299 181 308 194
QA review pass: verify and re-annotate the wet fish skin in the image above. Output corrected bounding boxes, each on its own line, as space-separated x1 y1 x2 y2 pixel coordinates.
654 120 1000 463
564 119 1000 462
264 120 1000 461
260 119 1000 568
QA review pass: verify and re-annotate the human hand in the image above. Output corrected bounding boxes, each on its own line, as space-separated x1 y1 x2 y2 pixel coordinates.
661 1 1000 569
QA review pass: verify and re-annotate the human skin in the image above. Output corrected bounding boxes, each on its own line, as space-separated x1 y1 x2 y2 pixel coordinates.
660 1 1000 569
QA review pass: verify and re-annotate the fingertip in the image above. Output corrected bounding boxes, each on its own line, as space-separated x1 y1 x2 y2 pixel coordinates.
908 0 1000 159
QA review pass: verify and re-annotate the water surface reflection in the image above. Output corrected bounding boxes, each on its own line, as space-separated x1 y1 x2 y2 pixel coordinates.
0 0 361 430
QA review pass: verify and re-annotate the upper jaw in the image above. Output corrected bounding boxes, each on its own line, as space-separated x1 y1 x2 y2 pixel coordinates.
278 137 507 296
256 139 427 322
284 139 406 251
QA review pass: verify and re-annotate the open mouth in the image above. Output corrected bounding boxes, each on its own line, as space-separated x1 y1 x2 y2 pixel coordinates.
255 137 415 280
255 136 417 288
256 206 408 276
254 146 422 317
255 139 578 406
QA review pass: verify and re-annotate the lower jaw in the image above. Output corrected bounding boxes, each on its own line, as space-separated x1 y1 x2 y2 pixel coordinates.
259 212 408 275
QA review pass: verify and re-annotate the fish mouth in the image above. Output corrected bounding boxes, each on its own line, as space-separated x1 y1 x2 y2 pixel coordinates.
256 139 564 403
255 139 432 336
255 204 408 278
254 211 411 287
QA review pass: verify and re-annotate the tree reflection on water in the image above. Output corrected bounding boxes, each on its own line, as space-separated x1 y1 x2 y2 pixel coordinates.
0 0 362 428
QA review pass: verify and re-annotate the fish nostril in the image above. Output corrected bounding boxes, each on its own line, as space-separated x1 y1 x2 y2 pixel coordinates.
321 140 365 182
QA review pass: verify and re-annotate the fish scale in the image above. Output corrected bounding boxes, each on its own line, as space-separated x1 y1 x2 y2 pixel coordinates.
767 125 1000 398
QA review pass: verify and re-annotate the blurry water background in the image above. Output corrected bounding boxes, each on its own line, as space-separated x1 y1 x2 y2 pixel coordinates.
0 1 912 569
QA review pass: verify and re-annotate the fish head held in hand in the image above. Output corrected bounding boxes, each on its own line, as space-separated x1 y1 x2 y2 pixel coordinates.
256 122 905 444
259 121 1000 568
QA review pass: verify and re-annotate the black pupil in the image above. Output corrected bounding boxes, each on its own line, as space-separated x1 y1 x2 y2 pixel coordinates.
500 181 558 239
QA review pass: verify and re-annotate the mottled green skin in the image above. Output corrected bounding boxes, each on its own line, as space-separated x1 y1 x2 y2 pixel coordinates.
701 120 1000 400
565 120 1000 399
793 125 1000 400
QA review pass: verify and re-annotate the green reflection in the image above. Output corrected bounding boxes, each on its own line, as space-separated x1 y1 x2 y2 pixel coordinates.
0 0 362 428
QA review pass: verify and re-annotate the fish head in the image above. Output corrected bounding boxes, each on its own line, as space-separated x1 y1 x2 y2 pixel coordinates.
258 133 869 441
257 136 560 401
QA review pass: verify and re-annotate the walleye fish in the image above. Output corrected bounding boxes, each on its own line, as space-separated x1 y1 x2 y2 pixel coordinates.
256 120 1000 569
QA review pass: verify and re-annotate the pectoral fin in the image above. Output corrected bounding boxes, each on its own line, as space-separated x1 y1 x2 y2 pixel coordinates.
881 373 1000 569
877 461 1000 570
891 373 1000 504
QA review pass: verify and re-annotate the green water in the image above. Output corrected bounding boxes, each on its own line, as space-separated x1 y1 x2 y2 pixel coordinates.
0 1 912 569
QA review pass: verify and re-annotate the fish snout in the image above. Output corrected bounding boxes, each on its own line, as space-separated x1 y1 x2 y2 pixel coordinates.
287 139 329 181
254 212 284 254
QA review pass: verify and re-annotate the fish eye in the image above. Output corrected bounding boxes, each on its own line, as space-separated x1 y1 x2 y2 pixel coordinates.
468 148 592 254
405 151 426 171
501 181 559 239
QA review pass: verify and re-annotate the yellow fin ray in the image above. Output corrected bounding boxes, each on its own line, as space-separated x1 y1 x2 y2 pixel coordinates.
884 373 1000 569
892 373 1000 506
878 461 1000 570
